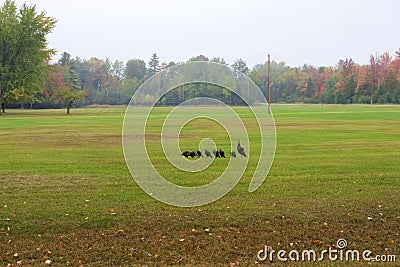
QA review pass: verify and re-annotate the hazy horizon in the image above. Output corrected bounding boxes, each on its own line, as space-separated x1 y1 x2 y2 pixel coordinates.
14 0 400 67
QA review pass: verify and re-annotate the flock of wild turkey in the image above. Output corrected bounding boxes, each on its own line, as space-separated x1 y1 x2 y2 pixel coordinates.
180 140 247 159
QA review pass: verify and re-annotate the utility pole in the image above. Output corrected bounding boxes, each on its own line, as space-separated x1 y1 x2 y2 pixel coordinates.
267 54 271 114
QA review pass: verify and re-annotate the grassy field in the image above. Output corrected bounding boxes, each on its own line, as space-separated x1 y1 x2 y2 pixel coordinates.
0 105 399 266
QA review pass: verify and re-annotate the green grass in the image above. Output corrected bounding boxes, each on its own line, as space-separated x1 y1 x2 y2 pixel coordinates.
0 105 399 266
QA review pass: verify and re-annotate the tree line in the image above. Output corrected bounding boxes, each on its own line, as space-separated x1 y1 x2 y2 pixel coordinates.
37 51 400 109
251 53 400 105
1 1 399 115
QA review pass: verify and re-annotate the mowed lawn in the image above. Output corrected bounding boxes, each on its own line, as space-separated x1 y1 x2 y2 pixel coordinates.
0 105 399 266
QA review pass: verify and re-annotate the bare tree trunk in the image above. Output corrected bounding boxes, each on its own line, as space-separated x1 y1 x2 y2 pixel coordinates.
0 88 3 115
66 101 73 114
1 103 4 114
370 90 373 104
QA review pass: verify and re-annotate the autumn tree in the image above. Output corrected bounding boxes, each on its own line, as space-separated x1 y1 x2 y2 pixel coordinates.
41 64 65 107
189 55 209 62
125 59 146 80
0 0 56 114
57 52 81 91
56 86 86 114
111 60 125 80
232 59 249 75
394 49 400 81
354 65 371 103
335 58 357 103
210 57 227 65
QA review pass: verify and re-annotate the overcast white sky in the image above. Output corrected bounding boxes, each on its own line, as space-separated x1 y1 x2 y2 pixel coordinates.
15 0 400 68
